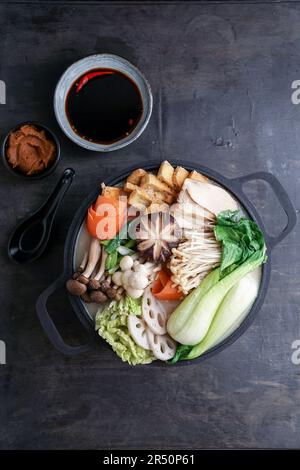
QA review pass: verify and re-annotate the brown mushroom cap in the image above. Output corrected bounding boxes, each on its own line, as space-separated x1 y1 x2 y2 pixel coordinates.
100 278 111 292
136 212 180 263
90 290 108 304
72 271 81 280
66 279 87 296
81 292 92 303
115 287 124 301
76 274 89 285
106 287 117 299
88 279 101 290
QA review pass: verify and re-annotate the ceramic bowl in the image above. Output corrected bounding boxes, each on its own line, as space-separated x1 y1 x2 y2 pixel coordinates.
54 54 153 152
2 121 60 180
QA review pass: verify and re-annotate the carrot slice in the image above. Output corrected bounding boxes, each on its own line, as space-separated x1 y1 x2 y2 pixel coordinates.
151 277 163 295
86 207 103 239
151 270 183 300
158 269 170 287
86 196 127 240
154 280 183 301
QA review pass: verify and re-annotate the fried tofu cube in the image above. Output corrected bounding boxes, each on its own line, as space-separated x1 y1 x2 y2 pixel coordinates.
123 181 138 193
172 166 189 190
141 187 164 203
101 185 125 199
189 170 208 183
157 160 174 187
145 202 170 214
143 186 176 205
126 168 147 185
140 173 177 196
128 188 152 209
162 192 176 204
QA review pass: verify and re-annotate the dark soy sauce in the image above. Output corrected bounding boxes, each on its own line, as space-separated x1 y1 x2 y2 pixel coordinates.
66 69 143 144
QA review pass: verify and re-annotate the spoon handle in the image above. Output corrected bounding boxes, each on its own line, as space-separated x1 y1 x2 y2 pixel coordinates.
40 168 75 220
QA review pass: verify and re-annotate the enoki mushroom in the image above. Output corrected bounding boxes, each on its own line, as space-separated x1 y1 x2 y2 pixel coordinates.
169 226 221 295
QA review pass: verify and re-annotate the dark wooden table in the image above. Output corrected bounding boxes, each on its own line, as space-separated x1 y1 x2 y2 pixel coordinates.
0 0 299 450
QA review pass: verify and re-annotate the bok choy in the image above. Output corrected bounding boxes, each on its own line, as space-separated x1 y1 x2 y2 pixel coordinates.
186 270 260 359
167 211 266 359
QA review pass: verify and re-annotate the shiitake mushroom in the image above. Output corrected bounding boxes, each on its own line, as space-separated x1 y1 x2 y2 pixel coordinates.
136 212 180 263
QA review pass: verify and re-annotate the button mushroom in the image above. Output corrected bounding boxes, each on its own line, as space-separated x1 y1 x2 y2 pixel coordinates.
110 259 156 300
112 271 123 287
133 263 148 275
119 255 134 272
128 272 149 290
121 270 132 288
125 286 144 299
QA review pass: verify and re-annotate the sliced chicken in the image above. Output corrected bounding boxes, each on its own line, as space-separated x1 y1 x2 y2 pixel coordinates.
171 202 214 230
177 191 215 220
183 179 238 215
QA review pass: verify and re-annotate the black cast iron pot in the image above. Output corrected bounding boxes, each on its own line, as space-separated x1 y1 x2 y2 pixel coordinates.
36 161 296 365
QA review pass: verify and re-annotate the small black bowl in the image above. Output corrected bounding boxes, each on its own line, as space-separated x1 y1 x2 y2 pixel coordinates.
1 121 61 180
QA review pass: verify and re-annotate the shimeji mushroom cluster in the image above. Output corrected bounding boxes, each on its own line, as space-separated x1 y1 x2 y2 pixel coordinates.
66 236 161 304
66 240 122 303
112 255 160 299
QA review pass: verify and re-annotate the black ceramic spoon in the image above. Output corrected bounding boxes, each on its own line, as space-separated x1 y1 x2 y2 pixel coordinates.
8 168 75 264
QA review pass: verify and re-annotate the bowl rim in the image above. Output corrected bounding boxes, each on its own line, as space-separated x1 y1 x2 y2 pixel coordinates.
1 121 61 180
54 53 153 152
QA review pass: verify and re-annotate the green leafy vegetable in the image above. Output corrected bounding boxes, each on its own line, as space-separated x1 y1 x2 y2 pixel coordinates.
169 344 193 364
104 223 137 272
105 251 119 272
95 296 154 365
215 210 266 277
100 240 110 247
107 265 120 275
124 239 136 249
105 222 130 254
122 295 142 316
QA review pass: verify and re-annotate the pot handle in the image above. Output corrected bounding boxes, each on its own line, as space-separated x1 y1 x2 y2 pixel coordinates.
233 172 297 250
36 275 93 356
